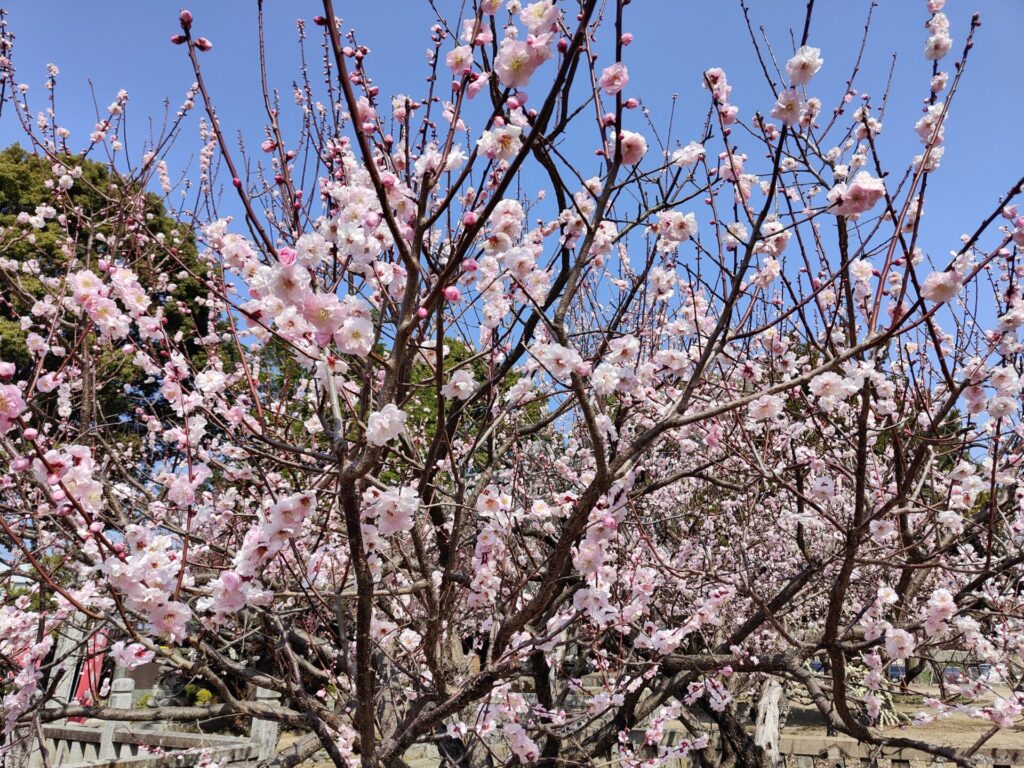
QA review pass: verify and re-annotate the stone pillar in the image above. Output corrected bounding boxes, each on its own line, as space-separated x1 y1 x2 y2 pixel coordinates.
251 687 281 762
98 676 134 760
51 617 87 707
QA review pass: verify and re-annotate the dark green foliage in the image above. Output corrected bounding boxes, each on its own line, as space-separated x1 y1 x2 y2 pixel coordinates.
0 144 213 432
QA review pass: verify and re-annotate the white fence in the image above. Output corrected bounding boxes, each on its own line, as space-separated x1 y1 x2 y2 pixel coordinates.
15 678 279 768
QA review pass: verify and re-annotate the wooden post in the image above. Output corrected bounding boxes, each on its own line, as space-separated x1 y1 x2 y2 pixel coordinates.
251 687 281 762
98 676 134 760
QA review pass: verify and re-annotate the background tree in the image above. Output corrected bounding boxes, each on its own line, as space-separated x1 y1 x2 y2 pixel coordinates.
0 144 213 442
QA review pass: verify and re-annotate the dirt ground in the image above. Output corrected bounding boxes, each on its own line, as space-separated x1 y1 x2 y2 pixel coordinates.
784 697 1023 751
275 692 1024 766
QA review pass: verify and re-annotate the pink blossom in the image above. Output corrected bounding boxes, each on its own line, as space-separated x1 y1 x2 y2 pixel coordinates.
520 1 559 34
494 40 537 88
748 394 783 421
110 641 155 670
366 403 408 446
920 270 962 303
771 89 802 127
149 602 192 644
786 45 823 85
884 628 916 661
827 172 885 217
616 130 647 165
599 62 629 95
924 34 952 61
446 45 473 74
0 383 26 434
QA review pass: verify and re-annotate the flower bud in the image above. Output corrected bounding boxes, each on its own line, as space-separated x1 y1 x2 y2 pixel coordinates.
179 9 193 29
462 211 478 227
195 37 213 52
443 286 461 302
170 34 187 45
417 307 429 318
22 428 37 441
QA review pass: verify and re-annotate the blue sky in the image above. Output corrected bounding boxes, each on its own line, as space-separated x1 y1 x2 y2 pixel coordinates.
3 1 1022 266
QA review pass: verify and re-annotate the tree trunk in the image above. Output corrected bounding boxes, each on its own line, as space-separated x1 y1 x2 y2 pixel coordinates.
753 679 787 768
702 702 772 768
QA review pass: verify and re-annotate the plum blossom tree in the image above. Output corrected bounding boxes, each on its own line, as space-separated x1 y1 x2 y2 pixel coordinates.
1 1 1023 767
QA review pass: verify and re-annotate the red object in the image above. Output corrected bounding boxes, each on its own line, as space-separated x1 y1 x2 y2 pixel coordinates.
68 631 109 722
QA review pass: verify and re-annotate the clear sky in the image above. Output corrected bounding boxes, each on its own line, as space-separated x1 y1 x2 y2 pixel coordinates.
2 1 1022 267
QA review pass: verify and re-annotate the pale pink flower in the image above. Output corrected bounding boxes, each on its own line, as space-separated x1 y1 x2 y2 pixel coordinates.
771 89 802 127
0 383 27 434
884 628 916 661
373 486 418 536
149 601 191 644
446 45 474 74
920 270 962 303
366 403 408 446
336 316 374 357
617 130 647 165
786 45 823 85
748 394 783 421
110 641 156 670
466 72 491 99
494 40 537 88
671 141 705 168
599 62 629 95
870 519 897 541
827 172 885 217
441 369 476 400
521 1 559 34
924 34 952 61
